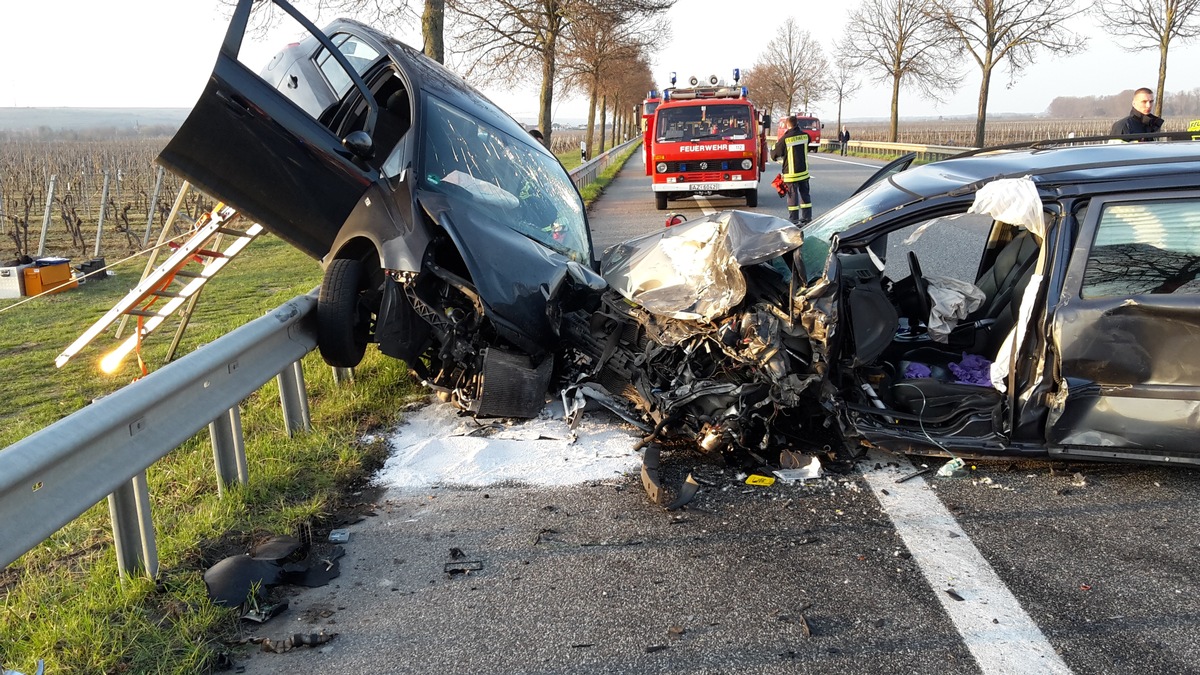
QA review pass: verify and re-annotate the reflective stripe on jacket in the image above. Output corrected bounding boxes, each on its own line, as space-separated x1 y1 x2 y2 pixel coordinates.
772 128 810 182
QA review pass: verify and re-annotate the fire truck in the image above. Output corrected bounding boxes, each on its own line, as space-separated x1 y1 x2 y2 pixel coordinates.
646 70 769 211
638 91 661 166
776 113 823 152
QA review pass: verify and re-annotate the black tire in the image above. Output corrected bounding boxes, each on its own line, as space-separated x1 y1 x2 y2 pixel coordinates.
745 189 758 208
317 258 370 368
655 192 668 211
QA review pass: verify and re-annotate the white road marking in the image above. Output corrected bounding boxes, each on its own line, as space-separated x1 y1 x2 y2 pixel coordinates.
862 449 1072 675
696 195 716 215
811 154 883 169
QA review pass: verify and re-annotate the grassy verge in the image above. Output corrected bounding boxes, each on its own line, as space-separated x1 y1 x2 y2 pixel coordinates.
555 136 627 171
0 236 422 673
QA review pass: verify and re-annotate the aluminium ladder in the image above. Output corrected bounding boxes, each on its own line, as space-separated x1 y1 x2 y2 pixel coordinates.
56 201 263 371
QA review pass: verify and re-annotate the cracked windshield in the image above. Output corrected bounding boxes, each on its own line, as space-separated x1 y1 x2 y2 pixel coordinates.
420 96 590 262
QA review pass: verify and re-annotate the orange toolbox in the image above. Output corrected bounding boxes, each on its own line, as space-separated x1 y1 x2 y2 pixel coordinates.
23 258 78 295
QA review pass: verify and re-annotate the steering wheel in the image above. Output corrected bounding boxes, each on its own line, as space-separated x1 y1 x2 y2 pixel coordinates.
907 251 931 330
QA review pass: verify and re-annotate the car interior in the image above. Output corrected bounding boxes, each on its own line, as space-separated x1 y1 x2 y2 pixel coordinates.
321 61 412 171
839 211 1044 430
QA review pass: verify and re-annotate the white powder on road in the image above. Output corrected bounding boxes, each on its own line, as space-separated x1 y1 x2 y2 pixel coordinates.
374 400 644 488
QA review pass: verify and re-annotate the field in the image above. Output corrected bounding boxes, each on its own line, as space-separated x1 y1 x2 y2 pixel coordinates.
843 117 1196 147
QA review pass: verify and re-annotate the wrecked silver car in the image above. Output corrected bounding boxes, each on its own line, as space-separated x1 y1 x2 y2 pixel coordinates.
162 0 1200 471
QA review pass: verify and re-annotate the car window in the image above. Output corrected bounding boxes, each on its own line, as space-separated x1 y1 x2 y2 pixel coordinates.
316 34 380 99
420 96 590 262
799 180 898 280
883 213 995 284
1081 200 1200 298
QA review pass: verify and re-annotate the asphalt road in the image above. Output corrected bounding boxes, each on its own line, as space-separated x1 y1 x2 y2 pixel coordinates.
235 151 1200 675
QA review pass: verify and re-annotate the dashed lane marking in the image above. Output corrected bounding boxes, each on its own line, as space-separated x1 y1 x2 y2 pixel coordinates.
862 449 1072 675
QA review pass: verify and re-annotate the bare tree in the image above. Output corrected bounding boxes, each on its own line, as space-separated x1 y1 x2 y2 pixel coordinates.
828 55 860 141
1094 0 1200 116
422 0 446 62
748 19 829 118
839 0 960 141
931 0 1087 147
741 65 785 121
448 0 672 147
561 7 665 154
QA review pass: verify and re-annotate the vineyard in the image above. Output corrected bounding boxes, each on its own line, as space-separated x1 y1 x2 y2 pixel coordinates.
0 136 212 264
843 117 1196 147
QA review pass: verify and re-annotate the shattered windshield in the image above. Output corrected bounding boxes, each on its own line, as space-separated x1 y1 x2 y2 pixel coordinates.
656 103 753 141
799 179 898 280
419 96 590 262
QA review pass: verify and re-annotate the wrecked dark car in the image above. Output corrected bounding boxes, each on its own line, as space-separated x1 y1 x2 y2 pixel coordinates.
161 0 602 418
162 0 1200 470
589 141 1200 468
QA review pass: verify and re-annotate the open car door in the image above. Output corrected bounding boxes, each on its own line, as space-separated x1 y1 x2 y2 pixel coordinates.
852 153 917 197
158 0 379 260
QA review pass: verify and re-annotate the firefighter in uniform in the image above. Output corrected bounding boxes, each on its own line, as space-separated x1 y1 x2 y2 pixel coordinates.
771 115 812 224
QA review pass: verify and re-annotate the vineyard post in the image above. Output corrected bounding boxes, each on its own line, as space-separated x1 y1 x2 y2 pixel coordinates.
82 169 92 226
36 174 57 257
141 165 165 247
94 171 111 258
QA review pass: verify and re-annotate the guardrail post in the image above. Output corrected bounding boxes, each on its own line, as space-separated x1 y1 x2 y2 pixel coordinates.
106 471 158 579
209 406 248 495
277 360 311 436
331 367 354 385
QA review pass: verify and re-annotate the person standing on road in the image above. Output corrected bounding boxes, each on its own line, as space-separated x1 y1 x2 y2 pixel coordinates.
1111 88 1164 139
839 126 851 155
772 115 812 224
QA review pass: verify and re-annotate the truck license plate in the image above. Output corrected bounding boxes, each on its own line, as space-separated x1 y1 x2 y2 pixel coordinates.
692 183 719 191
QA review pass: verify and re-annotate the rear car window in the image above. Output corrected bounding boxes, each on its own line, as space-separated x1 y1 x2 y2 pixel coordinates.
317 34 380 98
1082 200 1200 298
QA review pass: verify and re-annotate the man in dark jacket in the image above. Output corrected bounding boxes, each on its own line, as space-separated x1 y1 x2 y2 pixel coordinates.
771 116 812 224
1111 88 1164 138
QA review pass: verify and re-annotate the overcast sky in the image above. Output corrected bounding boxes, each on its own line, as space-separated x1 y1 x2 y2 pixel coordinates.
4 0 1198 124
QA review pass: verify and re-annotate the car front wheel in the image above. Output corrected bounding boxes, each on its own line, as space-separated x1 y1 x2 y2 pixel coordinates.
745 189 758 207
317 258 370 368
655 192 668 210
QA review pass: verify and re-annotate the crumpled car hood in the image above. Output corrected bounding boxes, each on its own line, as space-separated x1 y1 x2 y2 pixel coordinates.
600 210 805 321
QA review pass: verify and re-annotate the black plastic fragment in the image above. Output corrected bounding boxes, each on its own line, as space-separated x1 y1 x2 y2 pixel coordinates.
664 473 700 511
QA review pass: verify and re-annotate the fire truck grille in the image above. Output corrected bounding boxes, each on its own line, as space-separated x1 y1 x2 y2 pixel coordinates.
686 172 724 182
663 161 739 174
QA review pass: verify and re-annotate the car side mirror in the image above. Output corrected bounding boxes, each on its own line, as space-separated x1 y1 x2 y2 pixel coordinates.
761 113 772 128
343 130 374 159
821 123 825 129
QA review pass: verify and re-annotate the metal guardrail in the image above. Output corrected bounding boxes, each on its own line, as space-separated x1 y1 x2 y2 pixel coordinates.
569 136 641 191
0 293 319 575
0 145 642 581
817 138 977 162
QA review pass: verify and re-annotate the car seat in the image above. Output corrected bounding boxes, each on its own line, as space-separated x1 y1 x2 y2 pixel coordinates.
890 232 1039 418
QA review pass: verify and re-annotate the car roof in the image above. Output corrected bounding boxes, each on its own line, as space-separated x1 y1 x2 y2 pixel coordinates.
891 141 1200 199
323 18 544 152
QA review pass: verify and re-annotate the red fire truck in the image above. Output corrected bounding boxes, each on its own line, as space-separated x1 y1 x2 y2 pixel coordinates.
646 70 769 211
638 91 661 166
776 113 823 152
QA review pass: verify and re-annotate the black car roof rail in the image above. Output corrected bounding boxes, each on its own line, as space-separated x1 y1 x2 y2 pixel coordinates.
949 130 1200 159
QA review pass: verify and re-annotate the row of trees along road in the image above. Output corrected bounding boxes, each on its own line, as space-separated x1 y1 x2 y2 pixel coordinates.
247 0 672 153
743 0 1200 148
